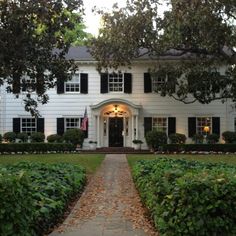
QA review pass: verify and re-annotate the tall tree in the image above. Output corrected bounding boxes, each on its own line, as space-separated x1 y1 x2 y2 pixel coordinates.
90 0 236 104
0 0 83 116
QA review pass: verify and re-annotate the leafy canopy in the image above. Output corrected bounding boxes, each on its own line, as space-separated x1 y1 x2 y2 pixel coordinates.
0 0 84 116
90 0 236 104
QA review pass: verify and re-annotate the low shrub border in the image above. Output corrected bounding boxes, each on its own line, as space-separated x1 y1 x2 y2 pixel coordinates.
160 144 236 153
132 158 236 235
0 162 86 235
0 143 75 154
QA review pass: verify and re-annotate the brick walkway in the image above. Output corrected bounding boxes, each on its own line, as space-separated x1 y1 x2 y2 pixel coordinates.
50 154 157 236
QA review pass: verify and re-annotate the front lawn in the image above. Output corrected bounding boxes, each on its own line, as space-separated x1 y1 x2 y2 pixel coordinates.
127 154 236 167
0 153 105 175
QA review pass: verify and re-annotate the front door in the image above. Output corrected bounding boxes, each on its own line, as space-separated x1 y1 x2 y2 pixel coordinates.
109 117 123 147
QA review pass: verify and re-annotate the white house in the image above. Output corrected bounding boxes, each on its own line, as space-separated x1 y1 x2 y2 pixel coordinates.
1 46 236 149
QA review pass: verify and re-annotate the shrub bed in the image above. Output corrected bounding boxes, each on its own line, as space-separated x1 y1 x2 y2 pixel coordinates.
0 162 86 235
161 144 236 153
0 143 75 154
132 158 236 235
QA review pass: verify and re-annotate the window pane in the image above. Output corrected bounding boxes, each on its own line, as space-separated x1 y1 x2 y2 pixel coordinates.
109 73 123 92
196 117 212 134
65 118 80 130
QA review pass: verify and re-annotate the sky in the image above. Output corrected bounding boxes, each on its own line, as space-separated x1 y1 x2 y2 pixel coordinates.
84 0 127 36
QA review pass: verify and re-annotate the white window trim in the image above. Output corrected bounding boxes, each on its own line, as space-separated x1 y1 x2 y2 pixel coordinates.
151 74 167 93
196 117 212 135
152 117 168 134
65 74 81 94
64 117 82 130
108 73 124 93
21 117 37 134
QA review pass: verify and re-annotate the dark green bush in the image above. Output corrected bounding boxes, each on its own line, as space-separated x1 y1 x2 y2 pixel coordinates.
3 132 16 143
0 171 35 236
47 134 63 143
133 158 236 236
222 131 236 143
17 132 29 143
162 144 236 153
0 162 86 235
145 130 167 150
0 143 75 154
206 133 220 144
192 133 204 144
63 128 84 146
30 132 45 142
168 133 186 144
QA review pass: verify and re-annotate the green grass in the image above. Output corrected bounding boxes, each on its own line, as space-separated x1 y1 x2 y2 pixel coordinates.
127 154 236 168
0 153 105 175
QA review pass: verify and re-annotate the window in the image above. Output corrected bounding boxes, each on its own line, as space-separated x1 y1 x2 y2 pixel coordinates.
65 118 81 130
152 117 167 133
21 77 36 92
21 118 36 134
65 74 80 93
152 74 165 92
196 117 212 134
108 73 124 92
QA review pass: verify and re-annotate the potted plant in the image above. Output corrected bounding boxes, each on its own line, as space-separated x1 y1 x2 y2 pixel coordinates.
132 139 143 150
89 140 97 150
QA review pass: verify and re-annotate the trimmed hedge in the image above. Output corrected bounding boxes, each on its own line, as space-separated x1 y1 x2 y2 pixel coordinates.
161 144 236 153
0 162 86 235
0 143 75 154
132 158 236 235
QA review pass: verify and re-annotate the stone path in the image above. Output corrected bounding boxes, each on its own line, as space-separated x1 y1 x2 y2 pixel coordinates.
50 154 158 236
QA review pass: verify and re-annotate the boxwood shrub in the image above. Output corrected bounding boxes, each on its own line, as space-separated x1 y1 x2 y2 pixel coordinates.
161 144 236 153
0 162 86 235
0 143 75 154
132 158 236 235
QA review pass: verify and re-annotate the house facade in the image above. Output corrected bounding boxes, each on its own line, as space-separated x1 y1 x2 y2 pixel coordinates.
0 46 236 149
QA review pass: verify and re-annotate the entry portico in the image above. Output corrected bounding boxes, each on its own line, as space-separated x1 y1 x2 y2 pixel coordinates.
90 98 142 148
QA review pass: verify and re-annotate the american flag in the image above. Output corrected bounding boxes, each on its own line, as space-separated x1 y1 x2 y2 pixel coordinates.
81 107 88 131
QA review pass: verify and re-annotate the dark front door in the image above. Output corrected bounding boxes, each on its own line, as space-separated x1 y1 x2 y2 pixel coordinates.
109 117 123 147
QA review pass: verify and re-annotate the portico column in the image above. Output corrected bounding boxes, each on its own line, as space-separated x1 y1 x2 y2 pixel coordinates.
135 115 138 140
131 115 134 146
97 115 101 148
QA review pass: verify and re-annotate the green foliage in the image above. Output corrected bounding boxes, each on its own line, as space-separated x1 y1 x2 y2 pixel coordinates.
222 131 236 143
145 130 167 150
0 162 86 235
162 144 236 153
90 0 236 105
0 171 35 236
30 132 45 142
132 158 236 235
0 0 83 116
47 134 63 143
0 143 75 154
17 132 29 143
168 133 186 144
192 133 204 144
206 133 220 144
63 128 84 146
3 132 16 143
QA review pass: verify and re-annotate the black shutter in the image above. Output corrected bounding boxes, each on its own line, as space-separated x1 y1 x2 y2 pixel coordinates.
144 117 152 136
124 73 132 93
212 117 220 135
37 118 44 133
100 73 108 93
57 79 64 94
80 73 88 94
80 118 88 138
12 73 21 94
144 73 152 93
57 118 65 135
188 117 196 138
168 117 176 135
168 74 176 93
13 118 21 133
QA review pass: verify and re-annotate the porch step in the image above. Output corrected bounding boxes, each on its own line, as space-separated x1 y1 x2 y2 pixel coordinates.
81 147 152 154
